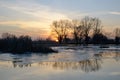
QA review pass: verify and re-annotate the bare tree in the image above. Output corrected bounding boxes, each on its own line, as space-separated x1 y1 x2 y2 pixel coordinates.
92 18 103 35
2 33 16 39
72 20 84 44
91 18 105 44
114 28 120 44
115 28 120 37
51 20 71 43
81 16 94 44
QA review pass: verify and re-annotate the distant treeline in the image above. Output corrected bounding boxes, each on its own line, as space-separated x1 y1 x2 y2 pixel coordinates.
50 16 120 45
0 33 56 53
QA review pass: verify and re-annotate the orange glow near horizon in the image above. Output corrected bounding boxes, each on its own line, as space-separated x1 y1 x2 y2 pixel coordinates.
51 37 58 42
55 39 59 42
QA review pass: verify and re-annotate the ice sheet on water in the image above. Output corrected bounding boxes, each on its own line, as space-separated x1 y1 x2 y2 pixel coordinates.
0 45 120 66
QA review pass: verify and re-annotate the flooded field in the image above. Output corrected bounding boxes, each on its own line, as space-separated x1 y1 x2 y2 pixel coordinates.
0 46 120 80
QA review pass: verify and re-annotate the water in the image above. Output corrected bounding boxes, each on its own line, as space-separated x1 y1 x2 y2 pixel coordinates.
0 46 120 80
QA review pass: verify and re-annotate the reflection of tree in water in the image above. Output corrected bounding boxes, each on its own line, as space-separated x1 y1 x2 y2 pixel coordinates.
12 61 31 68
12 54 32 68
79 59 101 72
11 51 120 72
38 58 102 72
114 51 120 61
94 51 120 61
12 58 102 72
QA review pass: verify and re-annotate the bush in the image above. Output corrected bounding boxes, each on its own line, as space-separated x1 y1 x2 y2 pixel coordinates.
0 33 56 53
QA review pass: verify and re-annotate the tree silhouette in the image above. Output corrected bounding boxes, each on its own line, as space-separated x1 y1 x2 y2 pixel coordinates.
92 18 103 35
91 18 107 44
81 16 93 45
51 20 71 43
0 33 56 53
71 20 84 44
92 33 108 44
114 28 120 44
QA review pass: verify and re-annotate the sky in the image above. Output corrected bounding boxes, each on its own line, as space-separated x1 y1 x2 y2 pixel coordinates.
0 0 120 39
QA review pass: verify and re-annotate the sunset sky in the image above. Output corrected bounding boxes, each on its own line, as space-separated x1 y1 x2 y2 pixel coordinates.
0 0 120 39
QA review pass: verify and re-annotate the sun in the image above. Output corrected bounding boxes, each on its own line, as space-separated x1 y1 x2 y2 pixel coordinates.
52 38 58 42
55 39 58 42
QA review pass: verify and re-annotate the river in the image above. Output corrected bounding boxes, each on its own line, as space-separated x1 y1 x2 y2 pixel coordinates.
0 46 120 80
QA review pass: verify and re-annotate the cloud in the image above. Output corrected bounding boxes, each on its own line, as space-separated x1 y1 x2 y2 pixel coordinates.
0 21 49 29
0 0 119 39
0 0 70 38
0 0 69 21
109 11 120 15
0 24 49 39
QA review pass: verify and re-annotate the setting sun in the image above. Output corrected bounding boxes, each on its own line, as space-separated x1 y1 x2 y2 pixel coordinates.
55 39 59 42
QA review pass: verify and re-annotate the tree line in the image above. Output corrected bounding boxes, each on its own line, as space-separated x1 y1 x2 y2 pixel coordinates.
51 16 120 45
0 33 56 53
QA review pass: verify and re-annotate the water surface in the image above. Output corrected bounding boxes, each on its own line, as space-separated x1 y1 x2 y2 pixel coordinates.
0 46 120 80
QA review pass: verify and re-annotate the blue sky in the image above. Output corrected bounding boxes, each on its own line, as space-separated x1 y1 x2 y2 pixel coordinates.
0 0 120 39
